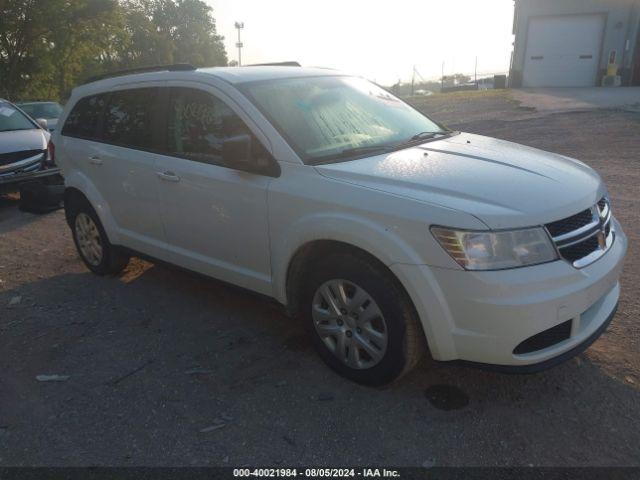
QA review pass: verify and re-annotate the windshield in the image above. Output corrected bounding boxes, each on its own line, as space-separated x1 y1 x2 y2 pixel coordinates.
242 76 446 164
18 102 63 119
0 102 37 132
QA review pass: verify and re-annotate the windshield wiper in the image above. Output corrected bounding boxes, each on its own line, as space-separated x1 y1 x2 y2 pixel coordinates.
388 131 452 151
310 132 453 165
412 131 448 140
311 144 395 165
338 145 395 156
408 131 451 142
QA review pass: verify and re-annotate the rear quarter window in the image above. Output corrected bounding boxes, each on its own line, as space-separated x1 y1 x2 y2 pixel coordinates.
61 94 108 140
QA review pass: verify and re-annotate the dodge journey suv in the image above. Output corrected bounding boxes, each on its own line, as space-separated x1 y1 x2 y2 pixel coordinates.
53 64 627 385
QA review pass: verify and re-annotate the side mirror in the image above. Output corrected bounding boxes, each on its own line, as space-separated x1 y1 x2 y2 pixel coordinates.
35 118 48 130
222 134 280 177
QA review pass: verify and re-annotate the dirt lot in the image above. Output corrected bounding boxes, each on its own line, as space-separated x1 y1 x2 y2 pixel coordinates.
1 91 639 467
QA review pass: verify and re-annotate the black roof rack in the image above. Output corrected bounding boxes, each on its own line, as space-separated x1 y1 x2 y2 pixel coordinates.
83 63 196 85
247 61 301 67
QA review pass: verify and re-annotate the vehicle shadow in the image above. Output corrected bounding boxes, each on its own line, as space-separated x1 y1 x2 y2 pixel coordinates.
2 260 639 465
0 193 54 234
0 192 20 210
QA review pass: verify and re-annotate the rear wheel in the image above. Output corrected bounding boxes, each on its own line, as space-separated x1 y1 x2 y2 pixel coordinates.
300 252 424 386
68 199 129 275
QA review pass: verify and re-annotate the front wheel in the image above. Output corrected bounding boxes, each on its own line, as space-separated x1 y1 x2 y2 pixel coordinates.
300 252 424 386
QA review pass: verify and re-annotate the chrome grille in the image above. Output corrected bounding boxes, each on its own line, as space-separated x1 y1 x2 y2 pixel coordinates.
560 236 599 263
0 151 45 176
598 198 607 211
0 149 44 167
545 197 613 268
546 209 592 237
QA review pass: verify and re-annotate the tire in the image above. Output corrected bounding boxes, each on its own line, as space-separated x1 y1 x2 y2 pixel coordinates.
67 197 129 275
299 251 424 386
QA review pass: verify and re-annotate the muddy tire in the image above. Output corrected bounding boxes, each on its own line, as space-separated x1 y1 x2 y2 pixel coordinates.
299 251 424 386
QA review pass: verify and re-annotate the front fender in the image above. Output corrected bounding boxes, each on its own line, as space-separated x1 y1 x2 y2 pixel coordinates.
271 212 424 304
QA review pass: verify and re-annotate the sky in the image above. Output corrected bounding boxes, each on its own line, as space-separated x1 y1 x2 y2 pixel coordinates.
207 0 515 85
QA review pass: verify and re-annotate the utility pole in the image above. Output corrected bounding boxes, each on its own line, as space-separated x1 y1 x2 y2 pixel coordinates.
411 65 416 96
234 21 244 66
475 56 478 87
441 61 445 92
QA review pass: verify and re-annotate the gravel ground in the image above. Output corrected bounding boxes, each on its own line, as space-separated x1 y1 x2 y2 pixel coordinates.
1 91 639 467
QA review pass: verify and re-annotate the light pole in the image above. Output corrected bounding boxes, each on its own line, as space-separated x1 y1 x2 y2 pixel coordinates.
234 21 244 66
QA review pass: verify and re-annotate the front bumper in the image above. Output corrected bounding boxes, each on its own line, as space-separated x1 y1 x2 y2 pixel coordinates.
391 217 627 368
0 167 62 194
447 301 617 373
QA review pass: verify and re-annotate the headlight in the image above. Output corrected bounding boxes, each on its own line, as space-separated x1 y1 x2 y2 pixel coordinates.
431 226 558 270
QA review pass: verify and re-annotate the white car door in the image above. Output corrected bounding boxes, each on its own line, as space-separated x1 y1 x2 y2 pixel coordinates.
153 84 275 295
95 85 166 253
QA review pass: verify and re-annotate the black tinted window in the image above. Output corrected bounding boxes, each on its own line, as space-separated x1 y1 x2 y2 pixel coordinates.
61 95 107 139
103 88 161 149
167 88 253 165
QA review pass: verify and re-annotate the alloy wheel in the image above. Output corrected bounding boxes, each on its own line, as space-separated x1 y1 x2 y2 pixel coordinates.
75 213 103 266
311 279 388 369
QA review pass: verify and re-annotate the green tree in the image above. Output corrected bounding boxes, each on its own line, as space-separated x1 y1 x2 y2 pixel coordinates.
49 0 122 99
0 0 228 102
117 0 227 68
0 0 122 100
0 0 50 99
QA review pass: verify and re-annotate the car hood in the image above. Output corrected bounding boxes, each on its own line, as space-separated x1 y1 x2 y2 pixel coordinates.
315 132 605 229
0 129 48 154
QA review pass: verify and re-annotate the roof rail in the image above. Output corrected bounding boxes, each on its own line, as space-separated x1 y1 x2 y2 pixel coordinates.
83 63 197 85
247 61 301 67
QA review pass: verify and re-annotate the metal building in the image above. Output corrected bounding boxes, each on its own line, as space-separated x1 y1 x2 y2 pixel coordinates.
510 0 640 87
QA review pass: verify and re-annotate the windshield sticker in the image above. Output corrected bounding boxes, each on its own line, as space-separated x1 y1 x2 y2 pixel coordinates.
0 106 16 117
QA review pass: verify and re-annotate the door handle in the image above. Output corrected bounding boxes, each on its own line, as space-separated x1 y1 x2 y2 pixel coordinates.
156 171 180 182
89 155 103 165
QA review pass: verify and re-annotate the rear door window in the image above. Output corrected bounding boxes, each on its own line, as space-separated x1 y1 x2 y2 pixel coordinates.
103 88 162 150
61 94 107 139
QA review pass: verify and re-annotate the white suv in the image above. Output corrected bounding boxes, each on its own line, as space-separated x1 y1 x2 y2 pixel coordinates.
53 64 627 385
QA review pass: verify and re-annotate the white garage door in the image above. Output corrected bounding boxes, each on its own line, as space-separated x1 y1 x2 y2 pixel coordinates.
523 15 605 87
